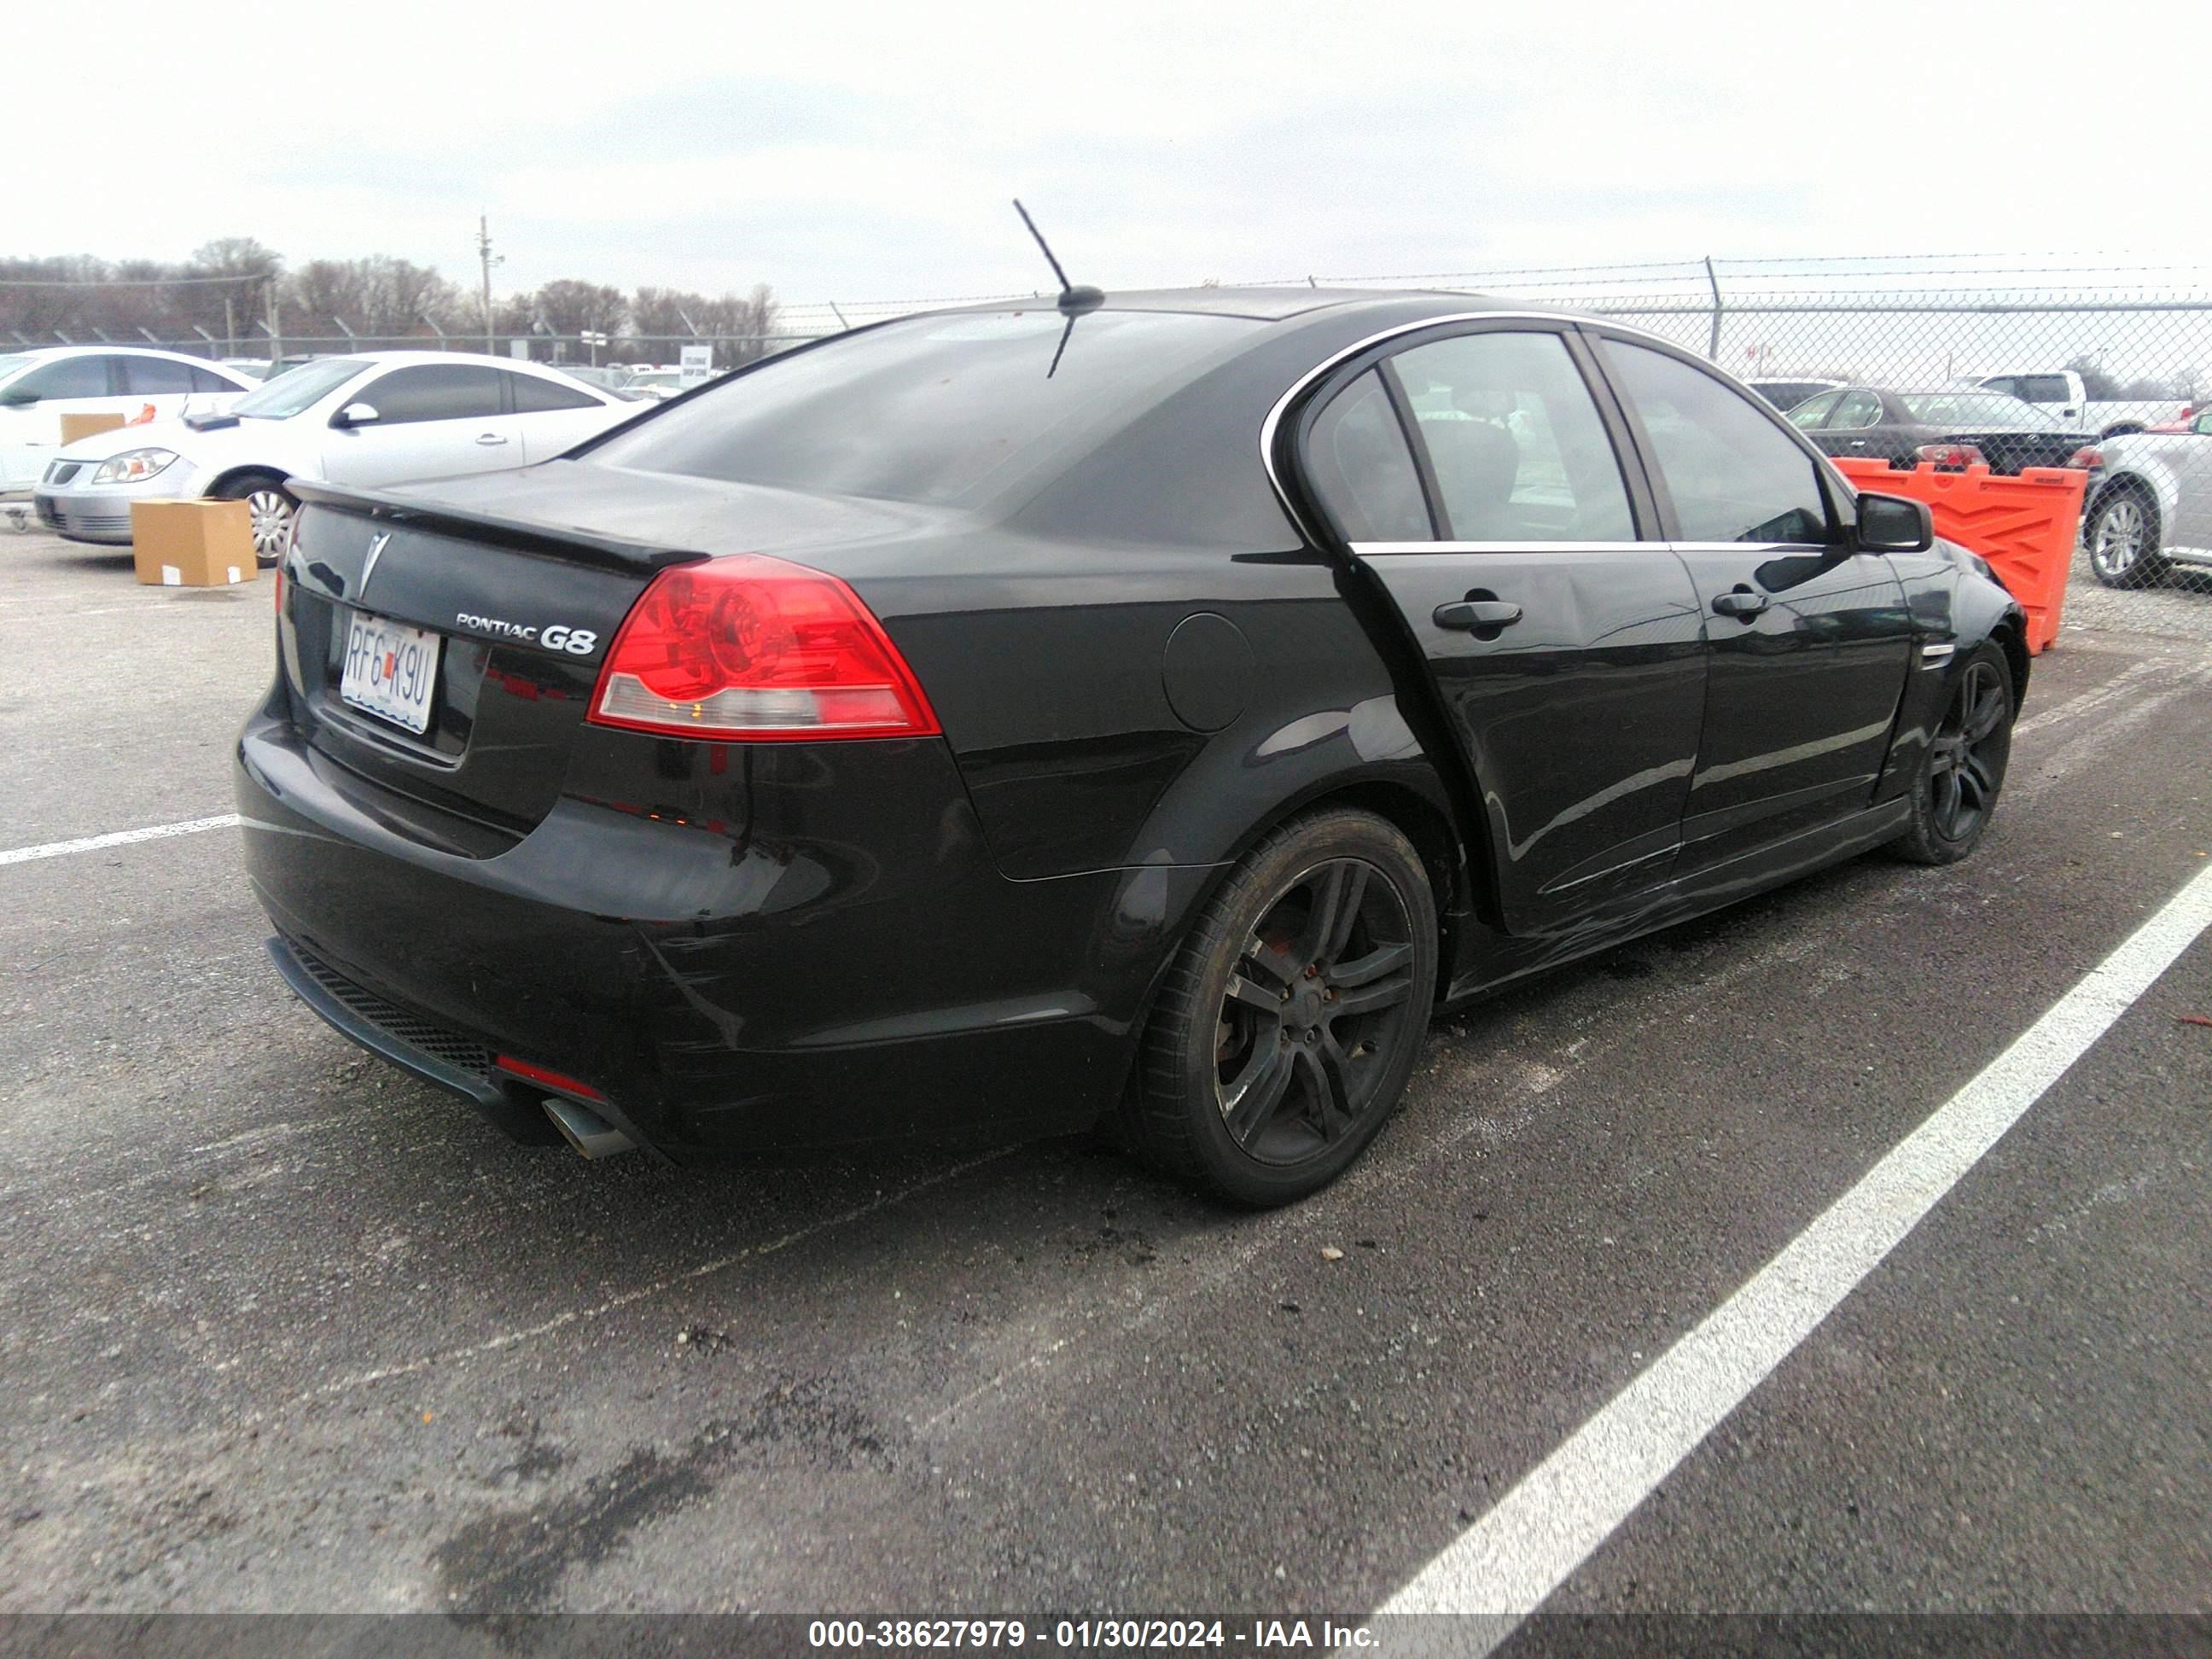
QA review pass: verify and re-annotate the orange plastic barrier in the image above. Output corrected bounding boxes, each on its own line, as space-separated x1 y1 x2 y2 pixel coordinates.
1833 457 2086 655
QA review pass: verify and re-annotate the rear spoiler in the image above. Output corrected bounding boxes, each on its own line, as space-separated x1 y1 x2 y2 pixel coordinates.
289 478 707 574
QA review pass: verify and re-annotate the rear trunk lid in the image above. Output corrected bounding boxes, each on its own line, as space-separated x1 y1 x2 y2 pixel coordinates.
278 463 946 840
1945 428 2085 474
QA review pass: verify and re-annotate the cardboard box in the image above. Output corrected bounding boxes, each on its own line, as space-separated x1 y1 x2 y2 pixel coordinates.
59 412 129 445
130 498 258 588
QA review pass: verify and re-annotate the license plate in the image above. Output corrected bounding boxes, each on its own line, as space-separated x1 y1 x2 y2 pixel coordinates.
339 610 443 736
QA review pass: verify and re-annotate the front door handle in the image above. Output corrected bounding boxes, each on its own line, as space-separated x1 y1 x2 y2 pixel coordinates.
1848 439 1869 450
1434 598 1524 632
1711 585 1769 620
475 433 509 445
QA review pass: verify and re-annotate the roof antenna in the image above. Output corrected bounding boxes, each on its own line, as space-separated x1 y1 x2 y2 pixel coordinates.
1013 199 1104 315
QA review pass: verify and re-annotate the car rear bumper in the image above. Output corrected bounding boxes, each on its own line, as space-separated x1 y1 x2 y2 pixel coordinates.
236 687 1197 1158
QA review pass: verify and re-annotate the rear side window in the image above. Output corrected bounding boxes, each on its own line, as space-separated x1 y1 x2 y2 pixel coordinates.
1787 391 1842 429
119 356 199 395
508 371 602 412
13 356 114 399
1602 341 1832 545
586 309 1258 507
1391 330 1634 542
358 364 505 425
1830 389 1883 430
1304 370 1432 542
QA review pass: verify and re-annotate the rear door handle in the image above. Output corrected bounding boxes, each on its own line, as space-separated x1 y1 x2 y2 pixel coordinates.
476 433 509 445
1433 599 1523 632
1711 585 1769 620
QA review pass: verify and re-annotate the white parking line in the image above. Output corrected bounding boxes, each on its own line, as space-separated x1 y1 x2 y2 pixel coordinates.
0 813 242 867
1381 857 2212 1632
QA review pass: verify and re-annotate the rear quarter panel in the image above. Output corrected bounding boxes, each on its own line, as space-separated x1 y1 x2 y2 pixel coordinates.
876 538 1436 879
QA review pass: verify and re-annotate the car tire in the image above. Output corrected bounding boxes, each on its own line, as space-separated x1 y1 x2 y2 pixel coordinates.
2086 484 2168 590
1126 807 1438 1207
1889 641 2014 867
212 472 298 568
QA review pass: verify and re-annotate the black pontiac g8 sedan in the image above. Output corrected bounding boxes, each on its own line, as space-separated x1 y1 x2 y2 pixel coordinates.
240 288 2027 1205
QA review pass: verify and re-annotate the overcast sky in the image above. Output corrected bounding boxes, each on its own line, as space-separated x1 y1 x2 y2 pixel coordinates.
18 0 2212 311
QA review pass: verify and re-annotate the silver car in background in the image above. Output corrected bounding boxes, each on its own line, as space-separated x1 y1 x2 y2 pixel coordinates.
2082 413 2212 588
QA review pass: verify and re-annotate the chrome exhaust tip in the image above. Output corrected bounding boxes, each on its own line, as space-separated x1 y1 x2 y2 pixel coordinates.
541 1096 637 1159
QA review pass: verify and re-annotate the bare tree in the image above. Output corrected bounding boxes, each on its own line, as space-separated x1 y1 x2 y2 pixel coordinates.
533 279 629 339
699 283 780 364
629 285 708 355
284 256 460 342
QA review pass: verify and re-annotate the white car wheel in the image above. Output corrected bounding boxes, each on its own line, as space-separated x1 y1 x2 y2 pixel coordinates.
2088 488 2166 591
247 490 295 563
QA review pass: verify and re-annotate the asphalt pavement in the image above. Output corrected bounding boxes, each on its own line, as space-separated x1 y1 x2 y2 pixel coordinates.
2 527 2209 1635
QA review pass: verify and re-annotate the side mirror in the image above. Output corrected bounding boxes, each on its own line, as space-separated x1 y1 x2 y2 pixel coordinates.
0 386 39 407
332 402 380 429
1854 492 1933 554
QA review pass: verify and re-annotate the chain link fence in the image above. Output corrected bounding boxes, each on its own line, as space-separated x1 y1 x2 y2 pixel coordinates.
11 254 2211 597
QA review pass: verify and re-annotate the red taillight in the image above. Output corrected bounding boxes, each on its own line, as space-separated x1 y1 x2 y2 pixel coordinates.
495 1054 604 1102
1916 443 1986 469
2066 445 2104 469
273 562 284 611
586 555 940 742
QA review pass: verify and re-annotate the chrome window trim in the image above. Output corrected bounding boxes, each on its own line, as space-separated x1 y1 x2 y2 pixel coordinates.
1350 538 1657 556
1348 538 1835 556
1667 539 1837 554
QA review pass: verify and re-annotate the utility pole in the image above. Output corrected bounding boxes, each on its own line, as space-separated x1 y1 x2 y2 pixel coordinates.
477 214 499 354
265 271 282 370
224 292 236 358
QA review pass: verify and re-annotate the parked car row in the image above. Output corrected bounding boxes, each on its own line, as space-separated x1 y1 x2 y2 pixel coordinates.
1758 374 2212 591
1784 387 2095 474
33 352 639 557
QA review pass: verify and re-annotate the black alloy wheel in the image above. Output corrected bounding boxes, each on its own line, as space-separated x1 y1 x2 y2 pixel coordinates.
1127 808 1438 1206
1893 642 2013 865
1214 859 1418 1161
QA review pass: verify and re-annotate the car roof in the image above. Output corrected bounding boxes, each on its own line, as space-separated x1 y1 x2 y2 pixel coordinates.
940 284 1551 324
310 348 584 372
9 343 235 363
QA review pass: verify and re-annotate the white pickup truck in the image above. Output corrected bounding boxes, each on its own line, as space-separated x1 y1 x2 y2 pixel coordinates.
1971 370 2193 439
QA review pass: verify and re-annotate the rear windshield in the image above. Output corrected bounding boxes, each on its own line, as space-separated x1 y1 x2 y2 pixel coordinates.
586 309 1260 507
1899 392 2046 428
1757 382 1825 408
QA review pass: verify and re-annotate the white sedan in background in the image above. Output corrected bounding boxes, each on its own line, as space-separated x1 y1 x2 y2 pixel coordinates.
1 346 259 491
2081 412 2212 588
34 351 641 559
